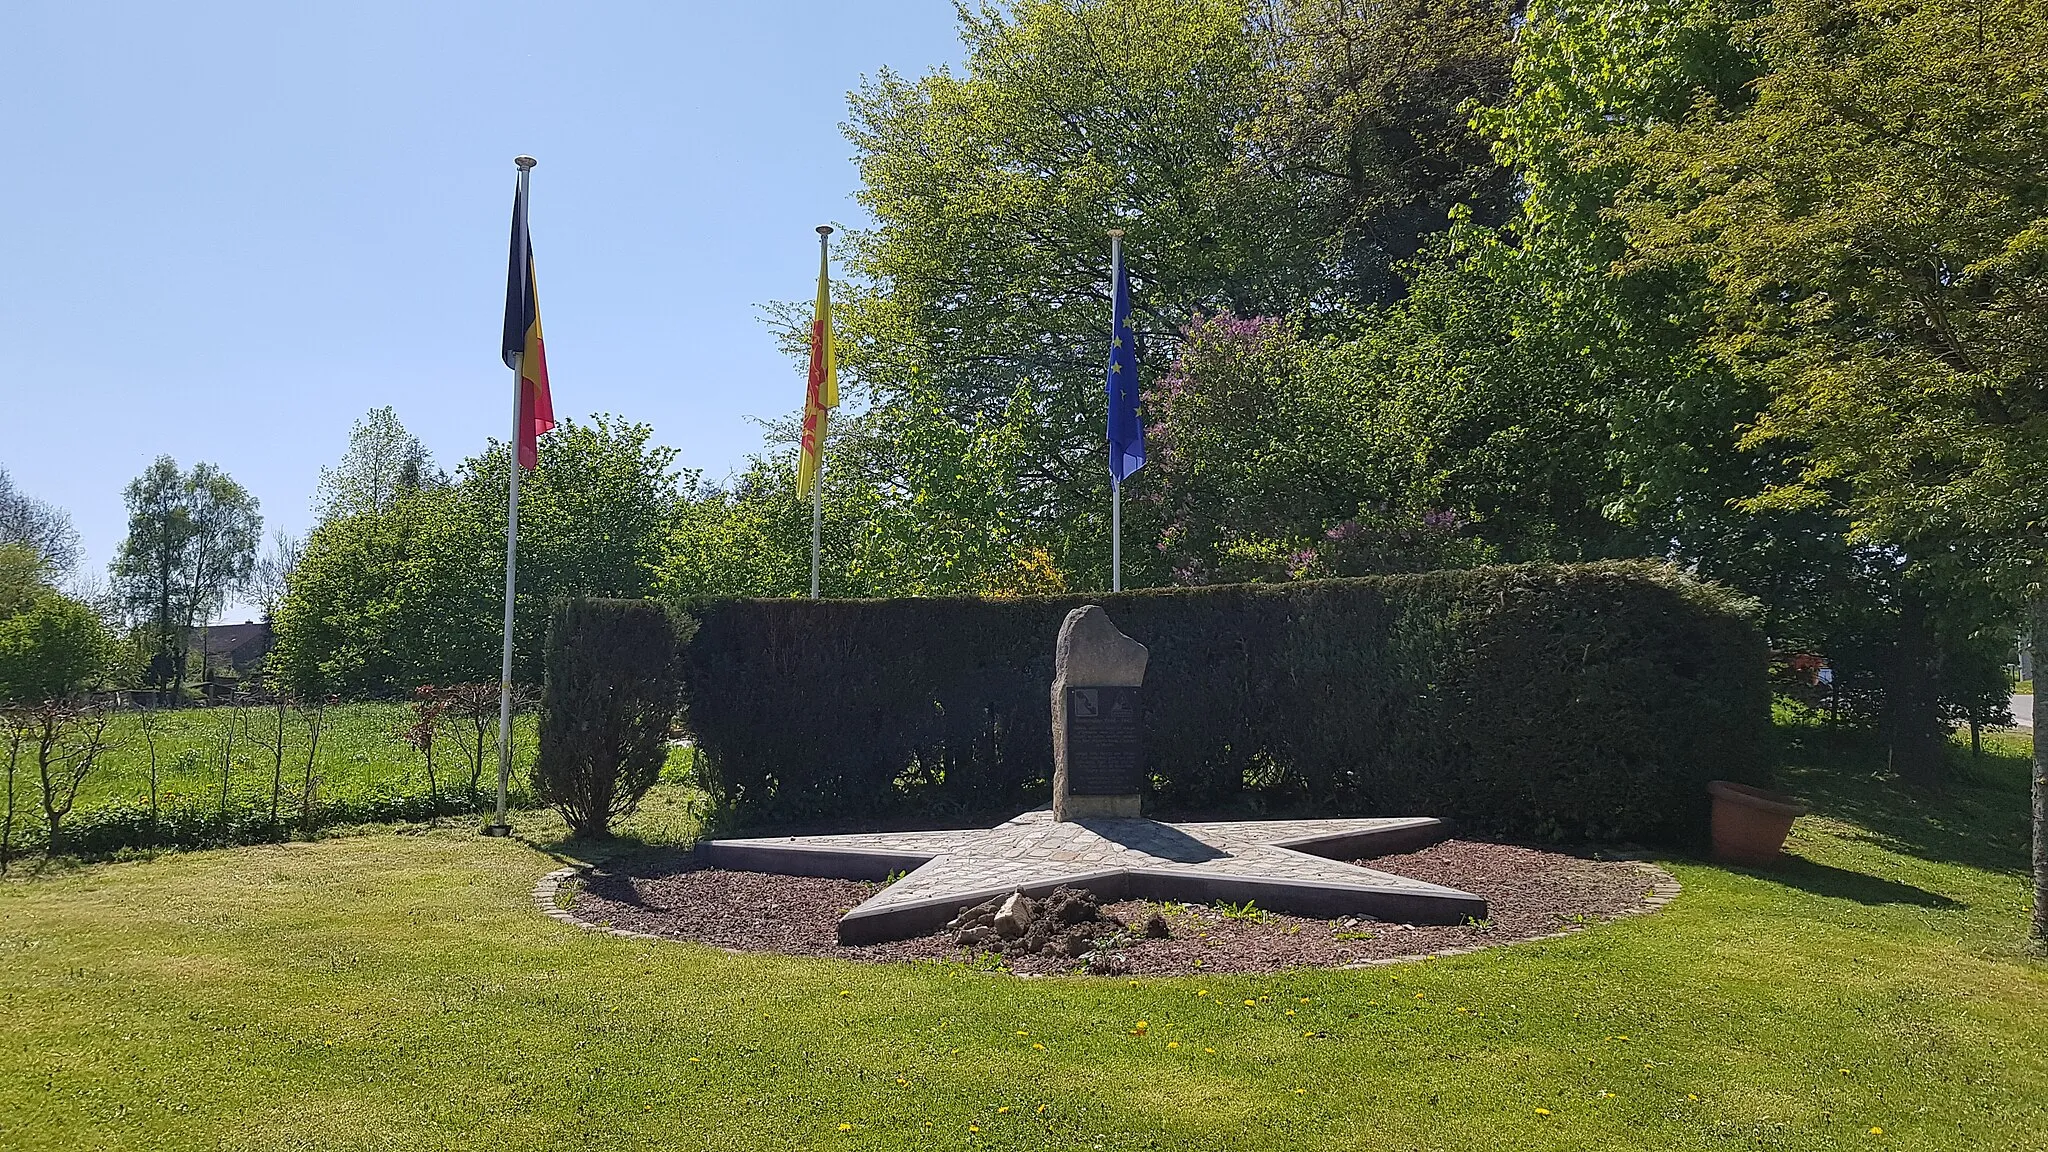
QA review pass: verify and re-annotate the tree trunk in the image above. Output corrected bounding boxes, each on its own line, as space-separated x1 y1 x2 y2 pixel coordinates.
1885 595 1946 783
2030 595 2046 946
269 699 287 827
2 730 17 875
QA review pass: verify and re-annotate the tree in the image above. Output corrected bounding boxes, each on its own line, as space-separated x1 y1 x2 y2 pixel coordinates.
248 530 303 623
0 543 113 703
2035 605 2047 945
28 701 112 855
314 406 444 522
0 466 81 576
274 416 680 695
110 458 263 695
832 0 1336 586
1250 0 1520 302
1611 0 2046 928
0 589 113 703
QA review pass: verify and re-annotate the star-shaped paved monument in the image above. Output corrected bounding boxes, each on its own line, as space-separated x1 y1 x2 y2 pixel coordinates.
699 808 1486 944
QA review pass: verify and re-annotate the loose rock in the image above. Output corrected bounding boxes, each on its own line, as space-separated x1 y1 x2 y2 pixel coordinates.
992 892 1033 939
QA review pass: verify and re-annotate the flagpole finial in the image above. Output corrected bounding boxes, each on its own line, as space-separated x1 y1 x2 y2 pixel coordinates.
816 225 834 237
514 155 537 170
1107 228 1125 238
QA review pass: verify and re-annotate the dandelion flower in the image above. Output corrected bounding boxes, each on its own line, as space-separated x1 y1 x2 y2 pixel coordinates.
837 1123 852 1131
1244 999 1257 1007
1869 1127 1883 1135
1286 1010 1296 1016
1015 1030 1029 1036
1197 989 1209 996
969 1124 981 1133
1204 1047 1216 1054
1294 1088 1307 1095
997 1106 1011 1113
1167 1041 1180 1049
1688 1094 1699 1102
1037 1104 1048 1114
1535 1108 1552 1116
1033 1043 1045 1050
688 1057 700 1063
897 1078 908 1086
839 990 851 997
1299 997 1310 1003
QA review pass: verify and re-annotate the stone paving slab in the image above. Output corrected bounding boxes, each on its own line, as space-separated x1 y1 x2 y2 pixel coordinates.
700 806 1486 944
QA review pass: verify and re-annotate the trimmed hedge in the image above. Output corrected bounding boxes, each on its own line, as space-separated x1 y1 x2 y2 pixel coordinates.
680 562 1770 846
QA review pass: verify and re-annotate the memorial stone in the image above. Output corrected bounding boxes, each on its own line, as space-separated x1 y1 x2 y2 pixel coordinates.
1051 605 1148 821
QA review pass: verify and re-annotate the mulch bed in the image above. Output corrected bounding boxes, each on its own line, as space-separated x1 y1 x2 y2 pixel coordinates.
563 839 1668 976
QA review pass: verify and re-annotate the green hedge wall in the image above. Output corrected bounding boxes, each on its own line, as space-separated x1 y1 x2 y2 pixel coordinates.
680 562 1770 845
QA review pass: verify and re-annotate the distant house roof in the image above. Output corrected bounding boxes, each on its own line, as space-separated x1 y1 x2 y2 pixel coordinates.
192 622 275 671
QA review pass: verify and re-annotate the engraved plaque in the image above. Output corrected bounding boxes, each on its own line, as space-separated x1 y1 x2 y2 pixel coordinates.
1064 685 1143 795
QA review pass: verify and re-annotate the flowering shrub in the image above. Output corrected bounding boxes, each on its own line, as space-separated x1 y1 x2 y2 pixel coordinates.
1142 313 1495 585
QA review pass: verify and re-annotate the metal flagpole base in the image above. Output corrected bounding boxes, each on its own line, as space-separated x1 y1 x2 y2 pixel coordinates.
481 823 514 838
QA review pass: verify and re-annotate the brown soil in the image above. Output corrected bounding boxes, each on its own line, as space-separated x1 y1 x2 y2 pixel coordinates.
564 839 1669 976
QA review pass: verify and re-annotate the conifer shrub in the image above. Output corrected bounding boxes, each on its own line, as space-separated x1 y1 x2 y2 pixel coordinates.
677 563 1769 846
533 598 684 837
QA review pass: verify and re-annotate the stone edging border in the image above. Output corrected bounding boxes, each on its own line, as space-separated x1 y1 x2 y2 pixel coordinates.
533 866 664 944
530 860 1683 967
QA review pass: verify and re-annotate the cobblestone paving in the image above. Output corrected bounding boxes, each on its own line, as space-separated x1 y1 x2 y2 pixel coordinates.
705 808 1482 937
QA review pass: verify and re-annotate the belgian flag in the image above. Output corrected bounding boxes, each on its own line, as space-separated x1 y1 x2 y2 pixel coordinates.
500 172 555 470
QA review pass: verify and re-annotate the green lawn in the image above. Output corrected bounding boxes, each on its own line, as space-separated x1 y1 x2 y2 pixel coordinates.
0 726 2041 1151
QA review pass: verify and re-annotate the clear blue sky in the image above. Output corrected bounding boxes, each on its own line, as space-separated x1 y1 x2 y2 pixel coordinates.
1 0 963 619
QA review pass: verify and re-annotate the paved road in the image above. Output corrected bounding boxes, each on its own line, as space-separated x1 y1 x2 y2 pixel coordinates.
2013 694 2033 729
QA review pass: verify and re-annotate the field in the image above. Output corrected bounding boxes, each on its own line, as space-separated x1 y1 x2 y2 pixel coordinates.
1 703 543 858
0 721 2041 1150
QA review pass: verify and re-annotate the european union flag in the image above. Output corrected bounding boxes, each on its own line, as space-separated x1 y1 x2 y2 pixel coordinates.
1106 248 1144 485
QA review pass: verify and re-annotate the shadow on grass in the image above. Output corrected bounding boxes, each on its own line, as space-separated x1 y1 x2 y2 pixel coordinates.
1747 853 1963 909
1774 717 2033 877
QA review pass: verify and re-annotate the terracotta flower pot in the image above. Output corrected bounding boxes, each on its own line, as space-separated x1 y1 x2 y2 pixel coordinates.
1708 780 1808 866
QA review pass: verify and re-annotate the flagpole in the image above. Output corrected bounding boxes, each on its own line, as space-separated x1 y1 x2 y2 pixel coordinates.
1109 229 1124 594
811 225 831 600
488 155 536 838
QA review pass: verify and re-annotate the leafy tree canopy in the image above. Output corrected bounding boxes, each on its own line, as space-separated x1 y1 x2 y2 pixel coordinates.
274 416 680 695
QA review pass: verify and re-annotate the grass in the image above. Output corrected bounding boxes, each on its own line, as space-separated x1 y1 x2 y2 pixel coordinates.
71 701 538 810
1 703 545 855
0 723 2041 1150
